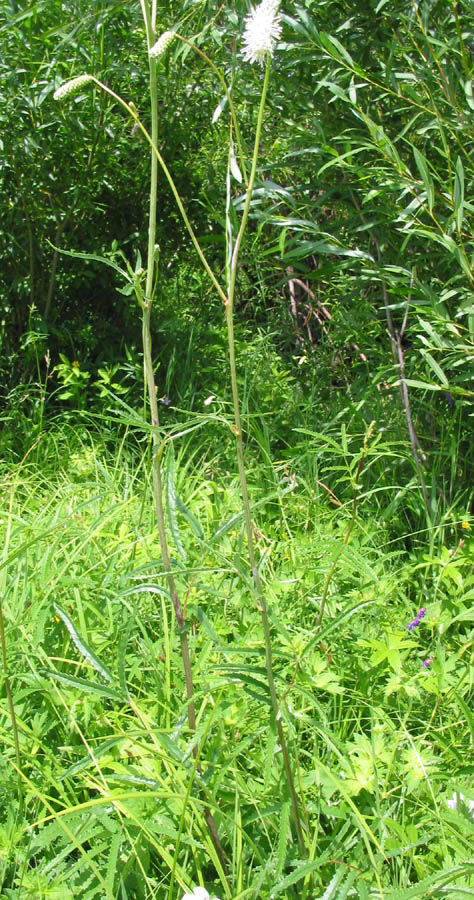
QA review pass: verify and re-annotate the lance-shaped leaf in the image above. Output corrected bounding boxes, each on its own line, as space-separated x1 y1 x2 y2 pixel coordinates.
54 602 114 683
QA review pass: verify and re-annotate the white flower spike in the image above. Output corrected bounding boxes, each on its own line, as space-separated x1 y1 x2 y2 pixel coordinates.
54 74 94 101
241 0 282 67
149 30 176 59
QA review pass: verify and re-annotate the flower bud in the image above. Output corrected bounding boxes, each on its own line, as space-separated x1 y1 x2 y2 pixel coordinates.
54 75 94 101
149 30 175 59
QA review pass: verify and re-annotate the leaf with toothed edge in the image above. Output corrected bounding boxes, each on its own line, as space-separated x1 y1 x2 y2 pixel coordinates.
53 602 115 683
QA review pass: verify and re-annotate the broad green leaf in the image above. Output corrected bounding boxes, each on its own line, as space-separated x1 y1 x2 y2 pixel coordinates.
465 79 474 110
403 379 442 391
456 695 474 742
282 238 373 262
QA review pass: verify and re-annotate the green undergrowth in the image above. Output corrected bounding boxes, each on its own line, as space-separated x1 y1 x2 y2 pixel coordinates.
0 418 473 900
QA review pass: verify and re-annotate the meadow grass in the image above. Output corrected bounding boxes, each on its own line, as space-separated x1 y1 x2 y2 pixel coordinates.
0 412 473 899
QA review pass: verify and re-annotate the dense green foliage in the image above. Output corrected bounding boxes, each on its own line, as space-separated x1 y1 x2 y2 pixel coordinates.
1 0 473 898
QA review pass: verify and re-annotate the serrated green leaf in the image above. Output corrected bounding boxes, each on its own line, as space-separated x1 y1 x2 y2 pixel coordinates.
191 604 219 642
43 669 123 701
105 831 122 895
385 864 474 899
317 869 347 900
301 599 376 661
175 493 204 540
272 859 325 894
211 481 297 542
50 243 131 283
165 443 186 560
263 718 277 791
211 509 244 541
118 617 134 699
60 737 125 779
54 603 114 683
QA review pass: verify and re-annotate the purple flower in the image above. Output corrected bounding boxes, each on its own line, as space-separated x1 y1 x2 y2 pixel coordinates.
408 608 427 631
422 658 433 668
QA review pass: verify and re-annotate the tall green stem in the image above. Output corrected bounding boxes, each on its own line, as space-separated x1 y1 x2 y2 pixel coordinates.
139 1 227 874
226 59 306 856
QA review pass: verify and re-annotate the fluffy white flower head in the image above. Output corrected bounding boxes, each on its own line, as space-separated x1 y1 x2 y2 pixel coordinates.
241 0 282 66
181 888 221 900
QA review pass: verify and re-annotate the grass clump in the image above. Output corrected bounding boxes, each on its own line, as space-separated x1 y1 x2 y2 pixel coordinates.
1 414 473 899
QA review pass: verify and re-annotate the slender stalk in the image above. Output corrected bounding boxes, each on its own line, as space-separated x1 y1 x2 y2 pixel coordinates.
139 2 227 872
55 60 228 866
226 59 306 856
